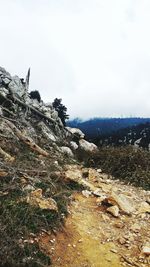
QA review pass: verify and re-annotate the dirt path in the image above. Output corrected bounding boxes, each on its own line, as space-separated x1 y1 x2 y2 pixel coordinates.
40 193 123 267
39 166 150 267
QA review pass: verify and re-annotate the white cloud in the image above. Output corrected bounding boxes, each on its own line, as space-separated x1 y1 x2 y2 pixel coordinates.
0 0 150 119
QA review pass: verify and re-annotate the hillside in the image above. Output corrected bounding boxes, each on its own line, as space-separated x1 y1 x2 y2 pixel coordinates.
0 67 150 267
94 122 150 150
68 118 150 140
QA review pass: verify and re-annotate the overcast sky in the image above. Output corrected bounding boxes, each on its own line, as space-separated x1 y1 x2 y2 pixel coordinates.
0 0 150 119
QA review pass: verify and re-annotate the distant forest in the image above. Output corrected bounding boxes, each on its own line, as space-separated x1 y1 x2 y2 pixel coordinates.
67 118 150 140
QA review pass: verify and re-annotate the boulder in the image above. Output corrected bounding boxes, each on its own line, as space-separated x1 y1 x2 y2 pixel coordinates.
106 192 135 215
26 189 58 211
66 127 85 139
65 167 83 182
60 146 74 157
79 139 98 153
8 75 26 97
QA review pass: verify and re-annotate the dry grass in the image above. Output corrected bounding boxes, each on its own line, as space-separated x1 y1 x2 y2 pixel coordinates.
87 146 150 190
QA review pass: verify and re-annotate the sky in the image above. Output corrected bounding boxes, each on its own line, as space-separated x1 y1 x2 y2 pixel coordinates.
0 0 150 119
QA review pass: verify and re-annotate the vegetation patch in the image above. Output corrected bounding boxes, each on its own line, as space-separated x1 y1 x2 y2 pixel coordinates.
0 155 81 267
87 146 150 190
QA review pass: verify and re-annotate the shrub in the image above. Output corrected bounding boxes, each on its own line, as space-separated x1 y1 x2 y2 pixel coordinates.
29 91 41 103
87 146 150 190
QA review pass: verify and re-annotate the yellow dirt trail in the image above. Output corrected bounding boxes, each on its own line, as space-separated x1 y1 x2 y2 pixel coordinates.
41 193 124 267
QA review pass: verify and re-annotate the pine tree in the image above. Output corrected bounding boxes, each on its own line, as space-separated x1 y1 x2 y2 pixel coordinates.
29 90 41 102
52 98 69 126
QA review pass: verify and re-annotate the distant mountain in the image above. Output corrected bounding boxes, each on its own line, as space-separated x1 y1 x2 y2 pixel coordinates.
94 122 150 150
67 118 150 140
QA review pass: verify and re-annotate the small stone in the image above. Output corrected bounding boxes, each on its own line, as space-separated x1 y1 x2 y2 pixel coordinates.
97 169 102 173
118 237 126 245
26 189 58 211
107 205 120 217
93 189 102 197
82 190 92 198
113 222 124 229
110 248 118 253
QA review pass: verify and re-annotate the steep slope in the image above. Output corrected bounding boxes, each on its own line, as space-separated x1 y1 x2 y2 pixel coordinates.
0 67 149 267
0 67 97 267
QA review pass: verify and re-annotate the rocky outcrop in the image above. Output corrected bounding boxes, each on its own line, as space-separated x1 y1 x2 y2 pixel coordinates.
0 66 98 160
66 127 85 139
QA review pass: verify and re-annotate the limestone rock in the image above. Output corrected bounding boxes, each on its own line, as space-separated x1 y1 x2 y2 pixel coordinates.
51 110 58 120
106 192 135 215
0 66 11 77
8 75 26 97
26 189 58 211
79 139 98 153
65 168 83 182
107 205 120 217
82 190 92 198
66 127 85 139
93 188 103 197
142 243 150 255
60 146 74 157
70 141 78 150
2 77 11 85
37 121 57 142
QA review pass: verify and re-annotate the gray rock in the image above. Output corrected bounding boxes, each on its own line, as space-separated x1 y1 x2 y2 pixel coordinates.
70 141 78 150
79 139 98 153
60 146 74 157
8 75 26 97
66 127 85 139
51 110 58 120
0 67 11 77
2 77 11 85
45 102 53 109
31 98 40 108
37 121 57 142
0 87 9 97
